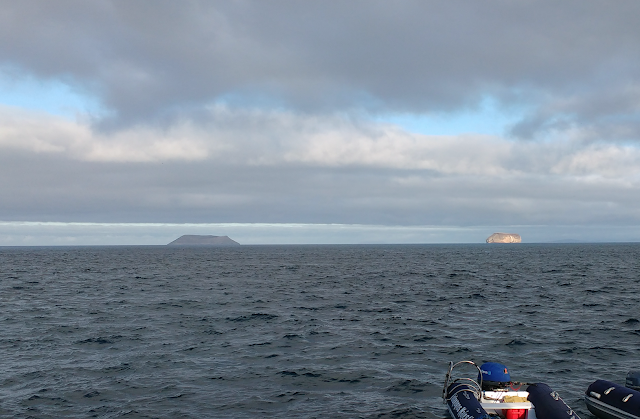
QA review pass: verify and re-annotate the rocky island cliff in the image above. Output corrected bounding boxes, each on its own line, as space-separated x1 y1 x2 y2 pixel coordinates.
167 235 240 246
486 233 521 243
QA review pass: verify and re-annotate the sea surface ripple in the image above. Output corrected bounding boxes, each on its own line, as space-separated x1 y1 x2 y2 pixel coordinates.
1 244 639 418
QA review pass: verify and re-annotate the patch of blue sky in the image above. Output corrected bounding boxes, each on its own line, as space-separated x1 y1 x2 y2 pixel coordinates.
0 71 103 118
379 96 526 137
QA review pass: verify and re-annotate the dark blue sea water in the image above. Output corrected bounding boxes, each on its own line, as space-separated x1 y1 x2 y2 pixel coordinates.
1 244 639 418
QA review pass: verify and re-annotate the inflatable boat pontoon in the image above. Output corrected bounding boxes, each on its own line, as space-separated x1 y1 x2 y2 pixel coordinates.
584 372 640 419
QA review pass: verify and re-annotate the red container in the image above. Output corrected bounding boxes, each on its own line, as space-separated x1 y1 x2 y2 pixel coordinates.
505 409 527 419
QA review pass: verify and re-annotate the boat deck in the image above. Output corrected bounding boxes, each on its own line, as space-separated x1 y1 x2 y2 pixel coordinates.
481 391 537 419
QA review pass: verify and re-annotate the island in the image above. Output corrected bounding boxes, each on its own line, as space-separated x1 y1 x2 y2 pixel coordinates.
167 235 240 246
486 233 521 243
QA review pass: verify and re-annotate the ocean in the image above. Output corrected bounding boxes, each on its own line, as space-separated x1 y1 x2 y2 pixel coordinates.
1 244 639 418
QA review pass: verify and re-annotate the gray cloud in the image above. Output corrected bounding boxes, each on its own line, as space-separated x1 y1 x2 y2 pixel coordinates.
2 104 640 230
2 141 640 228
1 0 640 131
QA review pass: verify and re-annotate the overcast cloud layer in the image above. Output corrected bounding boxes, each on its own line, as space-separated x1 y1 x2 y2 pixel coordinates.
1 1 640 243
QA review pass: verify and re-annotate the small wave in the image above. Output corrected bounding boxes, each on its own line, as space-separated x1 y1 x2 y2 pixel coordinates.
225 313 279 322
386 379 430 394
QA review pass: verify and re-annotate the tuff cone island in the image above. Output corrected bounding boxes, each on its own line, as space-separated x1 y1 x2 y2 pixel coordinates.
486 233 522 243
167 235 240 246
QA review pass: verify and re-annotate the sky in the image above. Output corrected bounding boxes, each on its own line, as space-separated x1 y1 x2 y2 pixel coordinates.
1 1 640 245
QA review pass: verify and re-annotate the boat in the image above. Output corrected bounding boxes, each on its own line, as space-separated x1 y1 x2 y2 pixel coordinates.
584 371 640 419
443 361 580 419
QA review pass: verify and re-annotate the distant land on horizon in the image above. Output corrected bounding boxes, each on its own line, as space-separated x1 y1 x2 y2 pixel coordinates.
486 232 521 243
167 235 240 246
